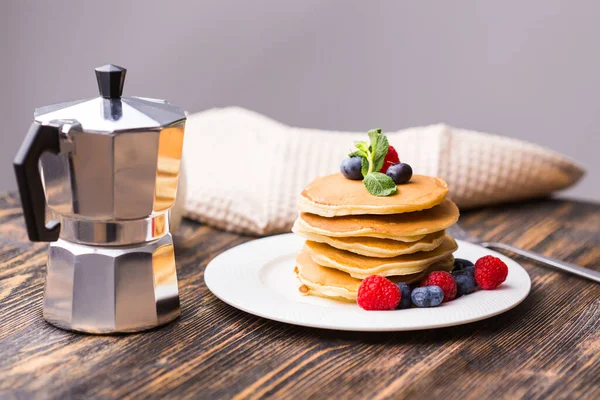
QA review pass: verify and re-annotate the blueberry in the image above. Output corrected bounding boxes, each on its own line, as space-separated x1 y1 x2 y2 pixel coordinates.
411 286 444 307
453 266 475 278
395 282 412 309
452 270 478 297
386 163 413 184
340 157 363 180
453 258 474 271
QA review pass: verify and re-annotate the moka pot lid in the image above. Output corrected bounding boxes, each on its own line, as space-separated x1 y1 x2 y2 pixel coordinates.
34 64 186 133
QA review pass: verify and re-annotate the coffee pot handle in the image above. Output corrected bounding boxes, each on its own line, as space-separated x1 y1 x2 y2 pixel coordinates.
13 122 61 242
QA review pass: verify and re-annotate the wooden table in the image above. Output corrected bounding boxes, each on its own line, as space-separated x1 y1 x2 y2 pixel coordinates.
0 192 599 399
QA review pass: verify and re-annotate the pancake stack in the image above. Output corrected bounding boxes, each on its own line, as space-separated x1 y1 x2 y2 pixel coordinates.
292 173 460 301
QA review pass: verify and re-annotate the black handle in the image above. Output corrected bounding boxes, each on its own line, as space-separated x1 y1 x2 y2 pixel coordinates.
95 64 126 99
13 122 61 242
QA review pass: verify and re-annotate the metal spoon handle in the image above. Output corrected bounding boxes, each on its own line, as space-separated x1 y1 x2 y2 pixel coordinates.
482 242 600 284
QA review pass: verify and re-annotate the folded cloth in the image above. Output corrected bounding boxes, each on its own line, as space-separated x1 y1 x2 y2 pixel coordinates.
179 107 584 236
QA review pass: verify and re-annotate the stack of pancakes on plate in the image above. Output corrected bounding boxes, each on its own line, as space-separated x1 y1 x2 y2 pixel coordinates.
293 173 460 301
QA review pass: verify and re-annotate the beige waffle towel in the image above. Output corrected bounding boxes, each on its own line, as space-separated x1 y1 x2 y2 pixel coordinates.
179 107 584 236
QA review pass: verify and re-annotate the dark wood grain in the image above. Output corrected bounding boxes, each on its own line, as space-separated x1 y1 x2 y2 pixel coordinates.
0 192 599 400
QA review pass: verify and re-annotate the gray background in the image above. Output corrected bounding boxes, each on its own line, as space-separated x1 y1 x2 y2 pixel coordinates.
1 0 598 201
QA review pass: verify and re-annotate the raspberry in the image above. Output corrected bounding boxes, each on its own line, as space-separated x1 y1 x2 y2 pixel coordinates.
357 275 401 310
420 271 457 302
380 145 400 173
474 255 508 289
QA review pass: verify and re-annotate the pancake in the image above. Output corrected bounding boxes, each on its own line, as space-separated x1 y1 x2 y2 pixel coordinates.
295 249 455 301
292 220 446 257
296 199 459 241
298 173 449 217
304 235 458 279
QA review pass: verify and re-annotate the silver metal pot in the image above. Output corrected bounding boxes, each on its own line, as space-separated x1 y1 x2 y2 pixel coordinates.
13 65 186 333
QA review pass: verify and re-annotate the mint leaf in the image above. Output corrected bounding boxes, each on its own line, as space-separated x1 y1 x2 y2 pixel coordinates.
349 150 367 158
361 157 369 177
346 128 394 195
372 134 389 172
355 141 369 153
365 128 388 173
363 172 397 196
367 128 382 143
367 130 380 161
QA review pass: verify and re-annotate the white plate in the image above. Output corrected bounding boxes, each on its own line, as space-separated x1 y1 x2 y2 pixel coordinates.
205 234 531 331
